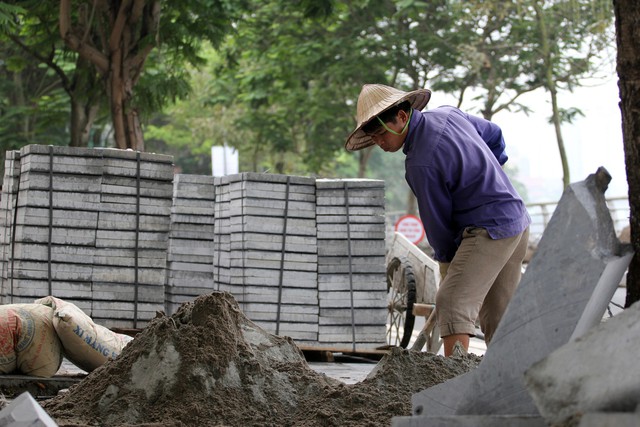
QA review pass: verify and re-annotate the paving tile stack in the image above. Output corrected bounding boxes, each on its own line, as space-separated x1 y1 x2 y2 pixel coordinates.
219 173 319 342
0 150 22 303
165 174 216 315
92 149 174 328
212 174 231 294
2 145 103 315
315 178 388 350
0 145 174 328
0 148 391 348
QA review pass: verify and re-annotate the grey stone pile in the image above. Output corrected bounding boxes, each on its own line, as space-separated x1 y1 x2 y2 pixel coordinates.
0 145 174 328
165 174 216 315
315 178 387 349
215 173 319 343
0 148 389 349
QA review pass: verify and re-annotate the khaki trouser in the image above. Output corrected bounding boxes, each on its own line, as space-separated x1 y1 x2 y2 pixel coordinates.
435 226 530 345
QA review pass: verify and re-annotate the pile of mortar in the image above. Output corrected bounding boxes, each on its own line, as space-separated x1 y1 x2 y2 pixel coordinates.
42 292 480 426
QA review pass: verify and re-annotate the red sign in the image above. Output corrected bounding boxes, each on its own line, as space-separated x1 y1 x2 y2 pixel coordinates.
394 214 425 244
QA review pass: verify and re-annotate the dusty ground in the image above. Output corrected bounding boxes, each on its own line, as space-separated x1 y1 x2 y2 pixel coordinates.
42 292 481 427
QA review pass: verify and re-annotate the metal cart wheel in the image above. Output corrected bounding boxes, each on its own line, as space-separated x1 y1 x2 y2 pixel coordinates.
386 256 416 348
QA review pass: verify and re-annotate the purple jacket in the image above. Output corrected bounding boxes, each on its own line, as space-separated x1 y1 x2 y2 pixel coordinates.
403 106 531 262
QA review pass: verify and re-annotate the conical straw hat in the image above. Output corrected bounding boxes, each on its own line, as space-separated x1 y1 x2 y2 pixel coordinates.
345 84 431 151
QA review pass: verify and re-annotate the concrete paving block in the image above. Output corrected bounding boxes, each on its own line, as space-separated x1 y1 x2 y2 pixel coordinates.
395 168 632 424
391 415 547 427
524 302 640 426
0 391 58 426
578 411 640 427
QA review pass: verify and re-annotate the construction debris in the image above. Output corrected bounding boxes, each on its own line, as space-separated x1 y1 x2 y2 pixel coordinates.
393 167 634 426
524 300 640 426
41 292 480 426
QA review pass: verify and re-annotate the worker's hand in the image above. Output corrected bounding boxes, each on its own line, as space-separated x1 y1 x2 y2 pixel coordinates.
438 262 450 282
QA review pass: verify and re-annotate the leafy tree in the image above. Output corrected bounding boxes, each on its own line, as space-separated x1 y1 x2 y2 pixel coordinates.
1 0 246 151
612 0 639 306
207 0 392 176
436 0 614 189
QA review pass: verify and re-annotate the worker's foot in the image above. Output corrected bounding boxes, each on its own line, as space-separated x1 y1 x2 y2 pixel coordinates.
451 341 468 357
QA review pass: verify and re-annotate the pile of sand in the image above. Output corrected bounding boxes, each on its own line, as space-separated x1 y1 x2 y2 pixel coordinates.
43 292 480 426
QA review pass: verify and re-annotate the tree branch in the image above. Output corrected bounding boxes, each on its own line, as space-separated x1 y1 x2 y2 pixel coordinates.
8 33 72 94
59 0 109 74
109 0 132 51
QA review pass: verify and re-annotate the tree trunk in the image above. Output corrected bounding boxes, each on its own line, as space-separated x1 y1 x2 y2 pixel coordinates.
357 146 374 178
613 0 640 307
534 1 571 189
548 86 571 189
59 0 159 151
69 98 99 147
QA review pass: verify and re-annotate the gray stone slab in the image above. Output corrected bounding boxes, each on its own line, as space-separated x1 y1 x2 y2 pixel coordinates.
318 263 386 274
0 391 58 426
229 222 316 236
17 189 101 210
16 207 98 228
20 155 103 175
577 412 640 427
226 171 315 186
318 241 386 257
316 205 386 216
318 309 386 325
398 168 633 423
19 170 102 192
98 212 171 232
315 178 384 189
20 143 103 157
13 225 96 246
316 214 385 224
391 415 547 427
100 147 173 163
101 180 173 198
524 298 640 426
315 195 385 207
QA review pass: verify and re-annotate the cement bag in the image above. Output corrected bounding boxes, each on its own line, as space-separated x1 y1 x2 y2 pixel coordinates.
0 306 18 374
0 304 63 377
35 296 133 372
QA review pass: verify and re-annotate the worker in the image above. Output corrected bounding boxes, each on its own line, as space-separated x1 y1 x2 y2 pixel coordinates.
345 84 531 356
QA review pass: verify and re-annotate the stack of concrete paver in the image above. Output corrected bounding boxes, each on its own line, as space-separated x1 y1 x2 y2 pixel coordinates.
315 178 387 349
2 145 103 315
165 174 216 315
0 148 391 347
92 149 174 327
0 145 174 328
218 173 319 343
212 175 231 294
0 150 23 303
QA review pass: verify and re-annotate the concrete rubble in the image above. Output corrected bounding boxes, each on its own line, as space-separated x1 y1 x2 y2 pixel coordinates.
393 167 634 426
0 391 58 426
